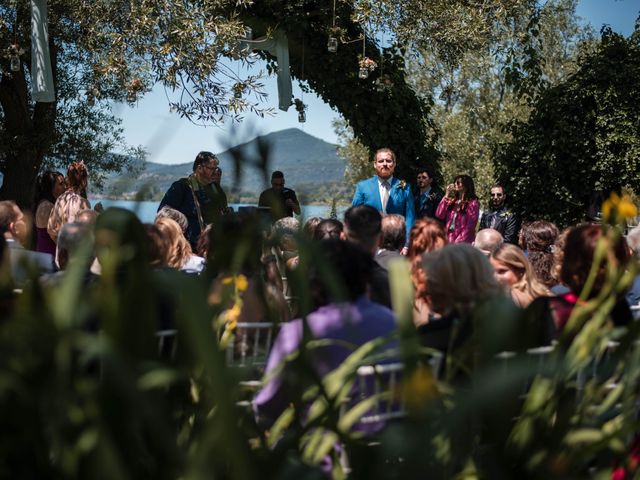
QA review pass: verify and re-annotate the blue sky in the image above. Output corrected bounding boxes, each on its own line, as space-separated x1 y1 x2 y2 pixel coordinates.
115 0 639 165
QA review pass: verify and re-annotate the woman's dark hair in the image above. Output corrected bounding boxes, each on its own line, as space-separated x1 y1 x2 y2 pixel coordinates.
561 224 629 298
206 211 263 276
453 174 477 200
313 219 343 241
34 170 63 206
302 217 323 238
522 220 559 288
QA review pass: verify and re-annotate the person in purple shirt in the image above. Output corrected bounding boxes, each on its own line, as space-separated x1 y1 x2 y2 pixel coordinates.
254 239 398 426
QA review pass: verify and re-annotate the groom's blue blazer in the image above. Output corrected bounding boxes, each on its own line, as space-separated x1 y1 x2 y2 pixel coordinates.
352 176 415 245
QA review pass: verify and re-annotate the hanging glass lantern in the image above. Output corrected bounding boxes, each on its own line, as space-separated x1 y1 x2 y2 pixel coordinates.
126 91 137 103
86 91 95 106
298 110 306 123
327 37 338 53
10 55 20 72
358 66 369 79
234 90 242 99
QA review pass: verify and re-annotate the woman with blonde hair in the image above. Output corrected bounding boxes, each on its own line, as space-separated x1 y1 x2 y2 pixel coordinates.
48 162 91 242
407 218 448 326
417 244 503 356
489 243 551 308
155 217 204 273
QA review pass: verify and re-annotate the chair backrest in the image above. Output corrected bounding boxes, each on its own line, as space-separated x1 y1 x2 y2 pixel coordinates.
156 329 178 360
225 322 278 367
347 351 444 427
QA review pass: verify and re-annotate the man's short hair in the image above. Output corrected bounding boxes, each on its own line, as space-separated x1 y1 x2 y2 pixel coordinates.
57 222 93 269
271 170 284 180
343 205 382 251
0 201 19 233
156 206 188 233
380 214 406 251
417 168 434 179
373 147 395 162
473 228 504 255
192 151 217 172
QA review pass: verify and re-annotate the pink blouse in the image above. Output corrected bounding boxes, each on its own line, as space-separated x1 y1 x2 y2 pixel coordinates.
435 197 479 244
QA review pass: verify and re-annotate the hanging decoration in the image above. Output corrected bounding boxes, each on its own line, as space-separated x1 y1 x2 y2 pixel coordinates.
294 98 306 123
357 32 376 80
86 86 100 106
358 57 377 80
327 0 338 53
126 78 143 104
232 82 246 99
9 44 24 72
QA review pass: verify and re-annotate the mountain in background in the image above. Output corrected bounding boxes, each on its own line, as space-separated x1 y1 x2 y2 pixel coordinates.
98 128 351 204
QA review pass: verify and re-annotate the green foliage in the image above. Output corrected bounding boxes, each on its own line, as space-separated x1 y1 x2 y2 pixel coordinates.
495 27 640 226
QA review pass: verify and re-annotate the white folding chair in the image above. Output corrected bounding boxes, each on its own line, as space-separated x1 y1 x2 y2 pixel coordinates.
225 322 278 368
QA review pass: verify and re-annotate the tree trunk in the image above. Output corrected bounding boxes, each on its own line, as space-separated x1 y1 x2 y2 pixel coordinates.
0 60 56 210
0 151 42 210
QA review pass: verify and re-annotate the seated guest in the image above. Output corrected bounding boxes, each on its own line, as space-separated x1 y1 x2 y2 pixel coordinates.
473 228 503 256
342 205 391 308
254 239 397 426
489 243 550 308
41 222 96 286
0 200 55 285
33 170 65 255
313 219 343 241
302 216 323 238
527 224 632 342
519 220 559 288
48 161 91 242
155 206 189 235
625 225 640 312
376 214 406 271
407 218 447 326
75 209 98 225
207 211 290 325
155 217 205 274
417 244 503 355
144 224 170 268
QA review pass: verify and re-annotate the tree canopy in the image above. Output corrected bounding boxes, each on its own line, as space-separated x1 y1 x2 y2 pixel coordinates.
495 26 640 226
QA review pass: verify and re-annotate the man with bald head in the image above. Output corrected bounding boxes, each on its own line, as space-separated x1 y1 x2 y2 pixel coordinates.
473 228 504 256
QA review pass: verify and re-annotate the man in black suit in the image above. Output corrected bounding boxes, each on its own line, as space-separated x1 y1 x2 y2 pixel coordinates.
413 169 443 220
479 184 520 244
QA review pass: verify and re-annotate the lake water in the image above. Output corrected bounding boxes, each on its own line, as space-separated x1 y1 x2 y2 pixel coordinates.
90 199 345 223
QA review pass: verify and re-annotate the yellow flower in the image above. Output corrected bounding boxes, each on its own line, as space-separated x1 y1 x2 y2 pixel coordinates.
235 274 248 292
400 366 438 410
602 192 638 223
222 276 234 286
226 303 241 323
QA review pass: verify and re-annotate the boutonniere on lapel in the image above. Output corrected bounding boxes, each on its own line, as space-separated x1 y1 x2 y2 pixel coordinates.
396 180 407 190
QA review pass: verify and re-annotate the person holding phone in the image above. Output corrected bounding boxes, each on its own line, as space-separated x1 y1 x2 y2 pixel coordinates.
435 174 480 244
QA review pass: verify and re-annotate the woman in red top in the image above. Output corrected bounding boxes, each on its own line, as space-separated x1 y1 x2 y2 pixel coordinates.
435 174 480 244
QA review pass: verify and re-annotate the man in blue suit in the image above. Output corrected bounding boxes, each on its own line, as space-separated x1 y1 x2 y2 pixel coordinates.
352 147 415 253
